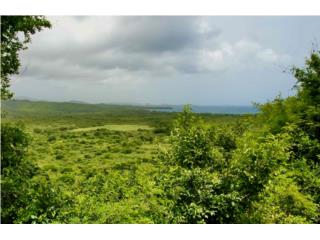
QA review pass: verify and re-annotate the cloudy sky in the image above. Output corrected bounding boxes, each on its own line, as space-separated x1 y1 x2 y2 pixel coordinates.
12 16 320 105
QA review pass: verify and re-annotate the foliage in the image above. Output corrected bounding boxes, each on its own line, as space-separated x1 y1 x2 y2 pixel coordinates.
2 101 247 223
230 132 291 198
161 166 241 223
1 16 51 100
293 50 320 106
1 46 320 223
1 123 29 170
238 50 320 223
160 106 242 223
244 171 318 223
1 123 37 223
158 50 320 224
1 124 63 223
165 106 216 169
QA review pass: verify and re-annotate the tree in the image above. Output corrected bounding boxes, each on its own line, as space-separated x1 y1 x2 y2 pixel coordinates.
160 50 320 223
1 16 51 100
293 50 320 106
240 49 320 223
1 16 59 223
160 106 241 223
292 50 320 141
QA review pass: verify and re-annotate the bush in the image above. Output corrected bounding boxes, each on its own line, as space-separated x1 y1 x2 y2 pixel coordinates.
1 123 29 170
162 167 241 223
159 106 240 223
48 135 57 142
244 172 319 223
33 128 43 134
1 124 64 223
55 153 64 160
164 106 218 169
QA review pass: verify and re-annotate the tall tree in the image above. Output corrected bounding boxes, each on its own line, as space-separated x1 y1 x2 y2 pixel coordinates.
1 16 51 100
1 16 56 224
292 50 320 140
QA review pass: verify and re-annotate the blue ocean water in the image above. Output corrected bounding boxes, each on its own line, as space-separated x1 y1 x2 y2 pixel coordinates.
148 105 258 114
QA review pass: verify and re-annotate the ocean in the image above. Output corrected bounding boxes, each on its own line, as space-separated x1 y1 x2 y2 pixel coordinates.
148 105 258 114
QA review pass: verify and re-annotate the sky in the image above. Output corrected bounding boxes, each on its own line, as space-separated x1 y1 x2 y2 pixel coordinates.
11 16 320 105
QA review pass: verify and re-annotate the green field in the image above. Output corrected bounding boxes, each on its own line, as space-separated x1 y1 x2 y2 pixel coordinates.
2 100 250 223
69 124 153 132
2 16 320 225
2 95 320 224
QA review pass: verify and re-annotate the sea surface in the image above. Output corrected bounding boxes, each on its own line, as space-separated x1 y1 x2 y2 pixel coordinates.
148 105 258 114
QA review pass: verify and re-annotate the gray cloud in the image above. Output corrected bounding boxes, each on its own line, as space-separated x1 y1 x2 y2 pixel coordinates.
21 16 222 76
12 16 320 105
105 16 220 52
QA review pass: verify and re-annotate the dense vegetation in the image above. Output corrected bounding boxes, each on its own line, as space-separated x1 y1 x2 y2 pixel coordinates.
2 51 320 223
1 16 319 224
156 50 320 223
2 100 251 223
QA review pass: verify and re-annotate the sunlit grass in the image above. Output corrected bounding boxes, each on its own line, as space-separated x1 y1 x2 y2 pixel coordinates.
70 124 153 132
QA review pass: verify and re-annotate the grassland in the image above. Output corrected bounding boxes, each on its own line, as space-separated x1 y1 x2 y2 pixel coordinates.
1 100 251 223
69 124 153 132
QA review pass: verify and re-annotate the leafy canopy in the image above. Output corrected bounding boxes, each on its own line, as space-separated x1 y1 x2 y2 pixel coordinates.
1 16 51 100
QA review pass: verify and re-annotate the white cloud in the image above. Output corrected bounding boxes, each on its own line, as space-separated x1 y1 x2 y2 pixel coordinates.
257 48 280 62
12 16 317 105
18 16 291 86
196 39 291 73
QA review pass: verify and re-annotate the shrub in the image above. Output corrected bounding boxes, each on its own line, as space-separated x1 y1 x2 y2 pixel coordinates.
33 128 43 134
164 106 217 169
1 123 29 170
55 153 64 160
159 106 239 223
1 123 63 223
48 135 57 142
244 172 319 223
